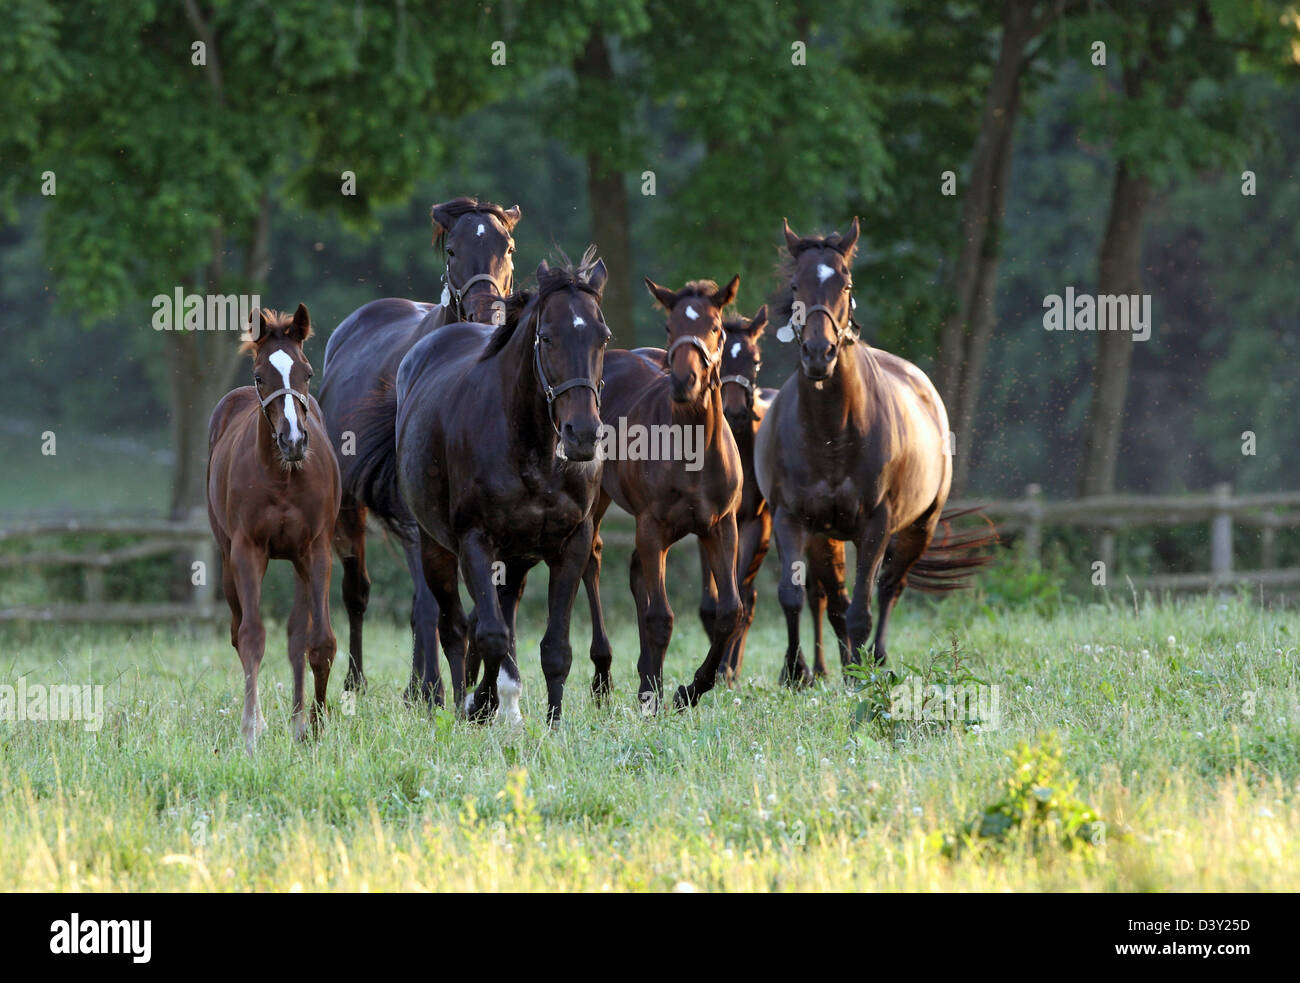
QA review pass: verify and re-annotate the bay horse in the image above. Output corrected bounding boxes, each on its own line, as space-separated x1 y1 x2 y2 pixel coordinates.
697 306 779 685
320 197 520 702
353 249 609 725
584 276 744 713
756 218 960 684
207 305 341 752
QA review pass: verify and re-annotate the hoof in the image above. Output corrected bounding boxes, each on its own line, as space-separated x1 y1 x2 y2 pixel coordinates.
778 664 813 689
638 691 660 717
591 672 613 702
672 685 692 711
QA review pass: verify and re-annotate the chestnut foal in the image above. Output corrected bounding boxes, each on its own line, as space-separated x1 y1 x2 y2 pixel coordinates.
207 306 341 752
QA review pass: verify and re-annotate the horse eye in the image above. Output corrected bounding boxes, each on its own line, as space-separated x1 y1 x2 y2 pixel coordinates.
254 375 263 385
446 248 455 258
541 334 553 346
790 281 797 292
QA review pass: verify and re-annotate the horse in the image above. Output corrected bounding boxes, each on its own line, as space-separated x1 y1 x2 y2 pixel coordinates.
696 306 779 685
319 196 520 703
352 249 609 725
583 275 744 713
206 305 342 753
755 217 975 684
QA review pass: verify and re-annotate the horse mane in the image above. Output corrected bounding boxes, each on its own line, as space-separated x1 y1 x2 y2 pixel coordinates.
239 308 308 354
478 246 602 361
723 315 759 335
771 229 859 325
433 196 514 251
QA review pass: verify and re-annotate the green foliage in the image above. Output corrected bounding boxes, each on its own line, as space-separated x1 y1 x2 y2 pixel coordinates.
942 732 1108 856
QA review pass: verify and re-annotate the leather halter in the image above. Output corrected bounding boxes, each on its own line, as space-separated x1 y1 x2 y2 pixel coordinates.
719 372 755 406
255 378 310 430
531 305 604 437
666 333 721 388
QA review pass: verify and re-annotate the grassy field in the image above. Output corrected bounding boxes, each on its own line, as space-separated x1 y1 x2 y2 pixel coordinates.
1 589 1298 892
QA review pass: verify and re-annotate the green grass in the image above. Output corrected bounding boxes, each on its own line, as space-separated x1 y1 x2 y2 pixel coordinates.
1 591 1298 891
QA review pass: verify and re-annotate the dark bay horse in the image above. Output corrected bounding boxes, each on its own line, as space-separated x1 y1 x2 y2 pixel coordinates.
755 218 960 684
697 306 779 685
584 276 744 713
320 197 520 702
353 250 609 725
207 306 341 752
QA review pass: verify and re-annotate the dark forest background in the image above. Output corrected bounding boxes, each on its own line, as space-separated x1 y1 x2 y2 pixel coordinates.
2 0 1297 528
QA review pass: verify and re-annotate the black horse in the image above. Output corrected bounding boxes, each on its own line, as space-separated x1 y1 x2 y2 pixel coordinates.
319 197 520 703
353 250 609 724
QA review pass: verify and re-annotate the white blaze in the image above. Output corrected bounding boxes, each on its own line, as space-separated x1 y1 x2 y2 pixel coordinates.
730 341 742 359
267 349 301 442
817 263 834 283
684 305 699 320
573 314 585 328
476 222 485 237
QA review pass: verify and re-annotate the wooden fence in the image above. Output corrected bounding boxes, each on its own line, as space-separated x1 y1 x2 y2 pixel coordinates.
2 483 1298 621
0 517 215 622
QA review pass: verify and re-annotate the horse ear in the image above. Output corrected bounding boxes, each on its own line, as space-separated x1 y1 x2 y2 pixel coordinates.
840 216 860 257
750 304 768 338
584 258 608 297
431 201 456 238
713 275 740 309
783 218 801 254
644 276 677 311
291 302 312 343
503 205 521 229
536 259 551 278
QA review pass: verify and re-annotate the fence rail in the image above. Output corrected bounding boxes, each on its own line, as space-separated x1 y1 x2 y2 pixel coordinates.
0 517 215 622
2 483 1297 622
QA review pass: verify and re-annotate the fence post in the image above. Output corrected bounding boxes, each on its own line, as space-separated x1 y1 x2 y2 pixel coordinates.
1210 481 1233 582
1261 514 1277 571
82 564 105 604
1023 483 1043 565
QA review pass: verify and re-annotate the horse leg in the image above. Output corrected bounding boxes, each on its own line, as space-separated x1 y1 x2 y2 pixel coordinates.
676 512 740 710
402 530 443 707
221 552 241 650
698 541 718 645
287 569 311 741
540 520 595 726
872 517 936 665
633 520 672 715
334 498 369 693
847 505 893 672
229 539 269 754
419 533 468 713
771 507 812 688
823 539 852 670
305 540 336 735
719 512 765 685
583 494 614 699
460 532 517 724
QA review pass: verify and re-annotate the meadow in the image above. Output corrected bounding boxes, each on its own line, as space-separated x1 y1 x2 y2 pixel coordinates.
2 585 1297 892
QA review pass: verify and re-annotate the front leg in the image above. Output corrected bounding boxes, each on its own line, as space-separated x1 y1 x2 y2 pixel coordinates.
675 512 740 710
583 493 614 700
305 540 337 734
540 519 595 726
847 504 892 670
633 519 673 714
771 506 812 688
719 510 769 684
460 532 520 724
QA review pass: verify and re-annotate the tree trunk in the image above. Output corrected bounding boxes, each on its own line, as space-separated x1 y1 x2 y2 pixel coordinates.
1077 159 1152 497
951 69 1019 492
935 0 1036 411
575 34 635 345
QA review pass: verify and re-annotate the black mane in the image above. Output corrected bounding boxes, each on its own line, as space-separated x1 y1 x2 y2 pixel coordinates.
479 246 603 361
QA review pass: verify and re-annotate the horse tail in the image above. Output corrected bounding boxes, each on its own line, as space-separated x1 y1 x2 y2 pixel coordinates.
906 506 998 593
340 375 413 541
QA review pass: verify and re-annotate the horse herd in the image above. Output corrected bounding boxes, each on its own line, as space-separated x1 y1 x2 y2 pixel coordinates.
206 196 991 751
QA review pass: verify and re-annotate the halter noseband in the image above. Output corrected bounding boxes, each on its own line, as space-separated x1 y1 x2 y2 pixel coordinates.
255 379 310 429
531 304 605 438
665 334 722 389
719 372 755 405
